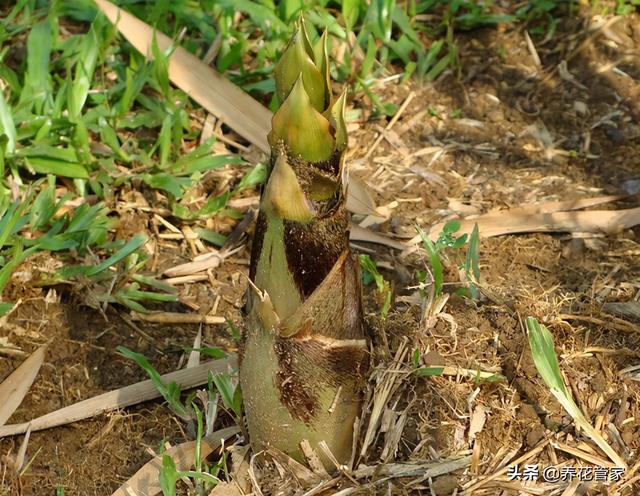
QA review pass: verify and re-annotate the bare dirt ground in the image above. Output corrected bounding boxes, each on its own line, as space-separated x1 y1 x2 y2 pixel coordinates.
2 10 640 496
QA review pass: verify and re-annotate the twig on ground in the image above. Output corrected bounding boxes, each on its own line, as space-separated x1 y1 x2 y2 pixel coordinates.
130 311 225 325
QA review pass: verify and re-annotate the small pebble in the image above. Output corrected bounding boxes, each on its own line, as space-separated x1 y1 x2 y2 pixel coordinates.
573 101 588 115
602 123 625 145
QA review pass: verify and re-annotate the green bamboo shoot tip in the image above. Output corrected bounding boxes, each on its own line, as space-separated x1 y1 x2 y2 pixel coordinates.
274 27 326 112
269 76 334 162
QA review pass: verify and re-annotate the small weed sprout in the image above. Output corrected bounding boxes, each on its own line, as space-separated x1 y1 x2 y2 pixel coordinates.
209 371 244 430
117 346 192 421
358 253 392 319
415 220 480 301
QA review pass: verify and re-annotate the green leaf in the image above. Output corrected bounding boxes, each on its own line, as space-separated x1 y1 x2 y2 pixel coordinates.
140 173 189 198
360 36 377 78
186 346 227 359
0 244 37 294
25 157 88 179
17 145 78 162
465 223 481 299
210 372 242 419
193 228 226 248
22 21 53 112
0 302 14 317
175 155 243 176
68 20 100 118
117 64 153 115
54 0 98 22
99 117 130 161
411 348 421 367
0 200 29 249
342 0 361 32
60 234 147 278
416 225 443 297
526 317 571 398
131 274 177 294
65 202 108 234
358 254 384 291
197 192 231 218
278 0 304 20
29 184 59 230
451 234 468 249
426 51 453 81
119 287 178 303
526 316 628 467
235 163 266 191
117 346 191 421
86 234 147 277
0 90 16 154
151 32 172 98
33 117 52 144
158 455 178 496
217 0 287 32
443 220 460 234
381 288 392 319
157 114 172 168
415 366 445 377
115 294 149 313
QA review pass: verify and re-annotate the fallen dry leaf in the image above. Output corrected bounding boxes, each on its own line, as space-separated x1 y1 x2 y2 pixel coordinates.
346 177 383 216
0 356 236 438
350 223 406 250
604 301 640 322
431 207 640 240
0 345 47 427
468 405 487 441
407 196 639 244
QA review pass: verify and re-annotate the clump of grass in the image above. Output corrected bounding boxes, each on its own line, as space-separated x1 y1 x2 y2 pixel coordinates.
0 2 255 312
415 220 480 301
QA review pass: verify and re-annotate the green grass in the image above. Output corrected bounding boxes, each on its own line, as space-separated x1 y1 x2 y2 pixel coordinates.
416 220 480 300
0 2 261 312
359 253 392 318
526 317 626 467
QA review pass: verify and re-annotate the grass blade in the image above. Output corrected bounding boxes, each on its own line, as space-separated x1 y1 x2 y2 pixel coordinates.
117 346 191 420
526 317 626 468
0 90 16 154
465 223 480 299
85 234 147 277
22 21 53 112
25 157 89 179
416 225 443 297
